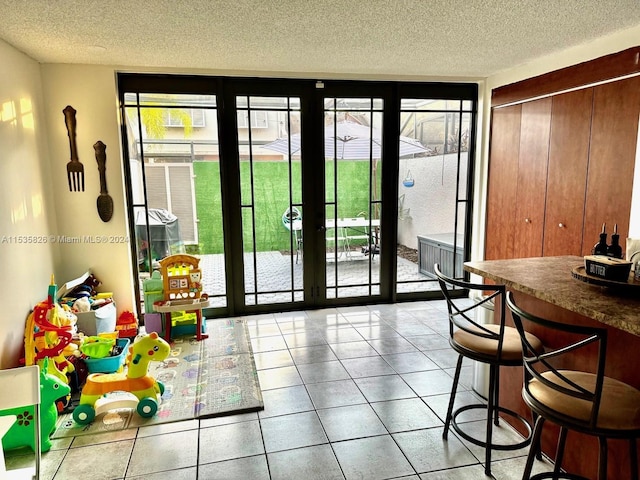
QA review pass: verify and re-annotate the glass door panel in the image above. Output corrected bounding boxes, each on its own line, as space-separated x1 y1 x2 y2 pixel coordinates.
237 96 304 306
324 98 382 299
123 92 227 314
396 99 472 293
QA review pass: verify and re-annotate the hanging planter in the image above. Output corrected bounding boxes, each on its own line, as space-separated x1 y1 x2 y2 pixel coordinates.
402 170 414 187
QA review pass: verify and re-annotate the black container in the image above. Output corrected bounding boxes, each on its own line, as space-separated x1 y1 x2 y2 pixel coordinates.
607 233 623 259
593 232 608 255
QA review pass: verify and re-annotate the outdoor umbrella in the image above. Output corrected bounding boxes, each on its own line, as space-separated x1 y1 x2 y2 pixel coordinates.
262 120 428 159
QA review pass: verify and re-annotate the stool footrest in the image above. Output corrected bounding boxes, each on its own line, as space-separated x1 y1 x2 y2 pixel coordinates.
451 403 532 451
530 474 589 480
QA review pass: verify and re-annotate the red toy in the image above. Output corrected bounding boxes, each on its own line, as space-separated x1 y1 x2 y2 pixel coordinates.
116 311 138 338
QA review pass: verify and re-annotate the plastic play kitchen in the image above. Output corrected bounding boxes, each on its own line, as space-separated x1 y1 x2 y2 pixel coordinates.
152 254 209 341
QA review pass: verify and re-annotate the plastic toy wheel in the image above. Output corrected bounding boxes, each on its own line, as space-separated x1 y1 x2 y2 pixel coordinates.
73 404 96 425
157 380 165 396
137 397 158 418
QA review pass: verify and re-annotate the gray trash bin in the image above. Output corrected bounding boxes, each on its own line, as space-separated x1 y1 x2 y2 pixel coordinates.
472 295 493 399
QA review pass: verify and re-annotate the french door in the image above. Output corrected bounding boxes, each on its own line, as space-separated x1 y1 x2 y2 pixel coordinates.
221 81 390 311
119 75 477 317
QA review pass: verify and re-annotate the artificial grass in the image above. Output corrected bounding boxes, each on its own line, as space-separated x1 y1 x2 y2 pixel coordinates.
193 160 375 254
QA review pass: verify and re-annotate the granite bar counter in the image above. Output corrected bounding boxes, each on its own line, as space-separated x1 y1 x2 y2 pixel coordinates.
464 255 640 336
464 255 640 479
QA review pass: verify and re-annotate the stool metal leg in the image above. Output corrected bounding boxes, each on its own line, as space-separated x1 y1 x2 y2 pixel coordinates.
533 412 542 461
443 355 463 440
524 416 545 480
554 427 568 477
493 365 500 426
485 364 497 476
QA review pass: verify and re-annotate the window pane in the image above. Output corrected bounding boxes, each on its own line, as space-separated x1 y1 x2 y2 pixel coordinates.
124 92 216 107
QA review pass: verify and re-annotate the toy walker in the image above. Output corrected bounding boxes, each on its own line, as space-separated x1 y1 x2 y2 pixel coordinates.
72 332 170 425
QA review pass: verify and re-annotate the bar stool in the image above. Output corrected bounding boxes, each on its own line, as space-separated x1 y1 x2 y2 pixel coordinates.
435 264 543 476
507 292 640 480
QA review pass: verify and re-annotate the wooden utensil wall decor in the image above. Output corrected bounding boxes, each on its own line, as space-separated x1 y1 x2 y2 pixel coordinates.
93 141 114 222
63 106 85 191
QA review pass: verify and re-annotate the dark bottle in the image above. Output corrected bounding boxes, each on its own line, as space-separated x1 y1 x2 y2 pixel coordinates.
607 223 623 259
593 223 608 256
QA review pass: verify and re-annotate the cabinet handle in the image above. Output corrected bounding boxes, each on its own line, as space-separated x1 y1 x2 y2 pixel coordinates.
558 223 565 228
524 218 531 223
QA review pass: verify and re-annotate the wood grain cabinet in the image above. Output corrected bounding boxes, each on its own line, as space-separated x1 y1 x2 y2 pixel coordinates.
543 88 593 257
582 75 640 256
513 98 551 258
486 98 552 260
485 104 521 260
486 74 640 260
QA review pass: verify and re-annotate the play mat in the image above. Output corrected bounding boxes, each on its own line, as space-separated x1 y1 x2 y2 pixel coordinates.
53 317 263 438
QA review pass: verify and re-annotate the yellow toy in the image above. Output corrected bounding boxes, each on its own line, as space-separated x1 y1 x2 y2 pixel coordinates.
72 332 170 425
23 276 76 385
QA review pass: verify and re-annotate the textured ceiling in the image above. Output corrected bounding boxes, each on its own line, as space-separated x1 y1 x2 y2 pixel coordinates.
1 0 640 78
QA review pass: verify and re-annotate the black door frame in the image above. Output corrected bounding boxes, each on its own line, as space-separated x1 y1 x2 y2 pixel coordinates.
118 73 478 318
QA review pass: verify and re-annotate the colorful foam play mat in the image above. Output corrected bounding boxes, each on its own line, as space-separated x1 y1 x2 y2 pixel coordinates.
53 318 263 438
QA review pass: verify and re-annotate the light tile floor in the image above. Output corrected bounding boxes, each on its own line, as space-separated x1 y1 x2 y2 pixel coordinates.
5 301 555 480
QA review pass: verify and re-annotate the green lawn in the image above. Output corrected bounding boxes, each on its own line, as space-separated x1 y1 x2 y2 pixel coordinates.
193 160 374 254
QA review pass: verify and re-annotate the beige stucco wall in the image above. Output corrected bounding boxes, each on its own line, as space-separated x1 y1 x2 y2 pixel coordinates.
39 64 135 320
0 39 57 367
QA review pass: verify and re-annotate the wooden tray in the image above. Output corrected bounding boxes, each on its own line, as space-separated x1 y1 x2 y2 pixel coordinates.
571 265 640 292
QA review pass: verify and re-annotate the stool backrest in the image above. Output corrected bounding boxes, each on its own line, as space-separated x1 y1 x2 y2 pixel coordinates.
434 263 507 361
506 291 607 430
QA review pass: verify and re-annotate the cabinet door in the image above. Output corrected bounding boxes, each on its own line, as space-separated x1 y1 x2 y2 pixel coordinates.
513 98 552 258
485 104 521 260
543 88 593 256
583 76 640 255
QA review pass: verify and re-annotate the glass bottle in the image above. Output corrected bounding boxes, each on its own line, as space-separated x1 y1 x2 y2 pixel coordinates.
606 224 622 259
592 223 608 256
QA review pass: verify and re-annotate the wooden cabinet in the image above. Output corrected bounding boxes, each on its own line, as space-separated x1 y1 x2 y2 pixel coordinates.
485 99 551 260
543 88 593 256
513 98 552 258
485 104 521 260
486 74 640 261
582 75 640 256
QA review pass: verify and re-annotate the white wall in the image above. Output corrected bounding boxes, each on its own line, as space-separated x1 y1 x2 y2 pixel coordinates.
0 39 57 367
40 64 135 319
397 152 468 249
472 24 640 262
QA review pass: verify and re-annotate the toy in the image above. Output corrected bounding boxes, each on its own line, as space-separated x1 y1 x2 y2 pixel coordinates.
1 359 71 453
153 254 209 341
115 310 138 338
23 276 77 389
72 332 170 425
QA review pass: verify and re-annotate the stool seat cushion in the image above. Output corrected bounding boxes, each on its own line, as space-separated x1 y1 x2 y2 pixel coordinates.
527 370 640 431
453 325 542 361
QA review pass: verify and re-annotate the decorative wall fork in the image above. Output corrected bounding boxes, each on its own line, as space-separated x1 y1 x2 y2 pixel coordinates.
63 105 84 191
